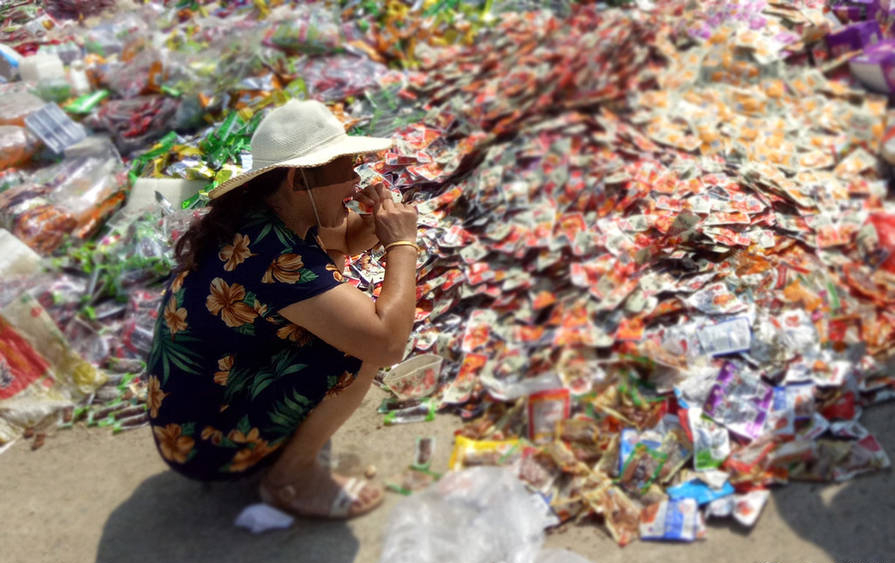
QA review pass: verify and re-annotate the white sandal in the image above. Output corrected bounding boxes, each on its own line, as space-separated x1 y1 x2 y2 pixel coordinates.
260 476 383 519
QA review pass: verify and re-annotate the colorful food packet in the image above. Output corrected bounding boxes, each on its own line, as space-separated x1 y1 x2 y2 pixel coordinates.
666 478 734 506
448 435 521 470
703 362 772 441
639 498 706 542
618 443 668 495
517 447 562 497
657 428 693 484
696 316 752 356
382 397 436 425
527 388 571 445
590 486 641 547
688 409 731 471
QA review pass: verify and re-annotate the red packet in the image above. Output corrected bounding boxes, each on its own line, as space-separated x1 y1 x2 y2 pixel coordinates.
527 389 571 444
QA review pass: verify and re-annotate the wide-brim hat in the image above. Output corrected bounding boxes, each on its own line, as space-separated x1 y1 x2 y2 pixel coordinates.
207 99 392 199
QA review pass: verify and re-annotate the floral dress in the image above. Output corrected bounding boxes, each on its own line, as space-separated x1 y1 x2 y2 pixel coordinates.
146 204 361 481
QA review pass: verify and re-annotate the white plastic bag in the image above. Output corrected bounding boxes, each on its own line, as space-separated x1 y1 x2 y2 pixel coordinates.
380 467 551 563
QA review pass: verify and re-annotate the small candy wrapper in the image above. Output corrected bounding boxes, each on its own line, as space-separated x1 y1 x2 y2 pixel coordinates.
527 389 571 445
666 479 735 505
234 503 294 534
688 409 731 471
703 363 772 441
383 398 436 425
411 436 436 471
697 317 751 357
639 498 706 542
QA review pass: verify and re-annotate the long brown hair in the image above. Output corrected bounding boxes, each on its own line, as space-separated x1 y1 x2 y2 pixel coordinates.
174 168 289 272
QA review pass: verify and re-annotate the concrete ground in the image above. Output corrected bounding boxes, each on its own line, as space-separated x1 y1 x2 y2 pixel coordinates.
1 386 892 563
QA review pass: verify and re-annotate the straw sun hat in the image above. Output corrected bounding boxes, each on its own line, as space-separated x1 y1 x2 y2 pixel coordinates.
207 99 392 199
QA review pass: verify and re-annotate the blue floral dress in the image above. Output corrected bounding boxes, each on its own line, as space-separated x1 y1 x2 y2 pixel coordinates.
146 204 361 481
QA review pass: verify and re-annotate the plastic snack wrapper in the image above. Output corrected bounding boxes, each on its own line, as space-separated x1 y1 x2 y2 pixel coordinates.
586 485 641 547
618 443 668 495
0 87 45 127
383 397 436 425
688 409 731 471
449 435 522 470
0 125 39 169
703 362 773 441
639 498 706 542
411 436 436 471
527 389 571 445
666 478 735 506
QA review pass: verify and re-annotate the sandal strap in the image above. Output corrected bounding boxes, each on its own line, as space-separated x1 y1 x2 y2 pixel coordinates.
330 478 365 518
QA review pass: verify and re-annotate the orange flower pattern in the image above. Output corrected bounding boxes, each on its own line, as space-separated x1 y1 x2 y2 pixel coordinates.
206 278 257 328
326 263 344 283
228 440 280 472
170 270 189 293
201 426 223 445
276 322 311 345
228 426 262 445
219 233 255 271
147 375 168 418
153 423 195 464
263 253 305 284
214 355 233 386
163 296 188 336
326 370 356 398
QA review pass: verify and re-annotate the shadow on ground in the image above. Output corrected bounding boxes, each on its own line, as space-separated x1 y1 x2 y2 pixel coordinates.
773 402 895 561
95 470 360 563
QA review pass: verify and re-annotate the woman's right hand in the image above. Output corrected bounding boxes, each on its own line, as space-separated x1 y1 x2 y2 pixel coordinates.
373 184 418 246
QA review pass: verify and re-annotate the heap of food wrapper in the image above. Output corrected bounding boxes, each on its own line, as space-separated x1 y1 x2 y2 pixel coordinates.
1 0 895 545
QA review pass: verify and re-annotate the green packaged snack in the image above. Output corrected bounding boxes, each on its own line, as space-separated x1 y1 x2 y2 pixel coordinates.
64 90 110 114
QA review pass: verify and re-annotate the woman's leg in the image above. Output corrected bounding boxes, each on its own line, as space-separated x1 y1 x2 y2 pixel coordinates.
261 361 381 515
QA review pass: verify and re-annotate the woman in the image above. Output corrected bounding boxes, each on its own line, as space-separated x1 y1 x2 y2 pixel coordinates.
146 100 419 519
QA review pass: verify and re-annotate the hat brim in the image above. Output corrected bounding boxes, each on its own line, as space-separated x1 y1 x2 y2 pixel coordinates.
207 134 392 200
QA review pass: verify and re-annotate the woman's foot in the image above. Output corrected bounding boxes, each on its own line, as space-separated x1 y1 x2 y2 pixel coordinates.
260 462 384 519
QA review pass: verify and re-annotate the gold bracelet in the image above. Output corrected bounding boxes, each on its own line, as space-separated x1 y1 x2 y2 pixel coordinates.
384 240 420 253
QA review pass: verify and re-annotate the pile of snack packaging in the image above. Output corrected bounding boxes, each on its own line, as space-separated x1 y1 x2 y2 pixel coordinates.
2 0 895 545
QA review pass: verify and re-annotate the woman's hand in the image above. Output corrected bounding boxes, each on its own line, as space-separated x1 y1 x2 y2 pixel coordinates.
373 184 417 246
341 185 382 256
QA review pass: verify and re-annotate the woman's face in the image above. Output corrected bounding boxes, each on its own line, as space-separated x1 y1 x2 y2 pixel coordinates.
302 155 359 226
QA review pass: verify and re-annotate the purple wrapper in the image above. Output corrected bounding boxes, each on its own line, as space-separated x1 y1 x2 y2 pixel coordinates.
849 38 895 93
832 0 882 23
703 363 773 441
826 20 882 57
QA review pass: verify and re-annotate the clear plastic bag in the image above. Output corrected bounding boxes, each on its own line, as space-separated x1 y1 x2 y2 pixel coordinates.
380 467 550 563
0 125 38 168
0 87 46 127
